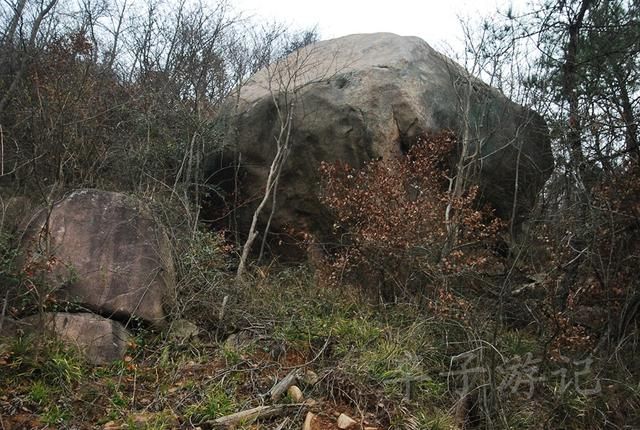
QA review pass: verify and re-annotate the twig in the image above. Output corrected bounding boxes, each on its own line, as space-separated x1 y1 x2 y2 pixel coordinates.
274 417 290 430
1 124 4 177
218 295 229 322
215 295 229 340
0 289 8 334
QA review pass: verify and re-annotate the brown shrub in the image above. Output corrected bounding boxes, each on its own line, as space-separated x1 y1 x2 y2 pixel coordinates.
317 130 505 299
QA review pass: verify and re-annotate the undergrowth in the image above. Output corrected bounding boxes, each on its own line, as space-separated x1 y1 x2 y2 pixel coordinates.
2 262 638 429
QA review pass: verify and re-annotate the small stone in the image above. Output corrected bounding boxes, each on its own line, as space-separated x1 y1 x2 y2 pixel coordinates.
288 385 304 402
223 330 254 351
337 413 357 429
304 398 318 407
168 319 199 340
302 369 319 386
302 412 316 430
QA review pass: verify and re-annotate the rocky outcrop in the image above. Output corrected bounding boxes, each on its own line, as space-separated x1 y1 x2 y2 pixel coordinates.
21 189 174 326
222 33 553 246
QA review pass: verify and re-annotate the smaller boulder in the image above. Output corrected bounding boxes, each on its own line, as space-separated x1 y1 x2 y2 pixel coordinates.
20 189 175 326
20 312 130 364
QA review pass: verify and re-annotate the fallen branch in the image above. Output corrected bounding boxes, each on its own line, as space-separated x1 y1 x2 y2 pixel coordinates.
206 403 304 428
268 368 301 401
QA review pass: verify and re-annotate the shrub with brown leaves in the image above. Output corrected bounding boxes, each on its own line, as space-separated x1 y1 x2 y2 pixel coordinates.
318 130 505 298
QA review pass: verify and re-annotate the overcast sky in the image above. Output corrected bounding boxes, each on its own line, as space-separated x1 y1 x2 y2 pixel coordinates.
232 0 524 56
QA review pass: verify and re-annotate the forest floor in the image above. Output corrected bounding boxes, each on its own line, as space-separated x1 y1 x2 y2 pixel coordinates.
1 265 638 429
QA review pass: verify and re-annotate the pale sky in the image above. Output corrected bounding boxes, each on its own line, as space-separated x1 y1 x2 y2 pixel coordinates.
233 0 523 56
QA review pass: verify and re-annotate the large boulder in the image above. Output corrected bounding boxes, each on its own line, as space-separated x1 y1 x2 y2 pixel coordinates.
21 190 174 326
222 33 553 246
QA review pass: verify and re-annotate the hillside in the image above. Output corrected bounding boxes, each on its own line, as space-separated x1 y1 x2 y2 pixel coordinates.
1 1 639 429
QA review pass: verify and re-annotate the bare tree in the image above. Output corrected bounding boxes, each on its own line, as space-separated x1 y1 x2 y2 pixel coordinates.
0 0 60 115
235 43 321 282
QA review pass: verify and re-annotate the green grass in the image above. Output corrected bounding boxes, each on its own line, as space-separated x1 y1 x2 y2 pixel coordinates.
184 383 237 422
41 403 71 426
28 380 52 404
44 352 83 386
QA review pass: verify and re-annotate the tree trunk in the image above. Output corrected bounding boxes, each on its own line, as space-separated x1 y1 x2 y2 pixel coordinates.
562 0 592 183
556 0 592 310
